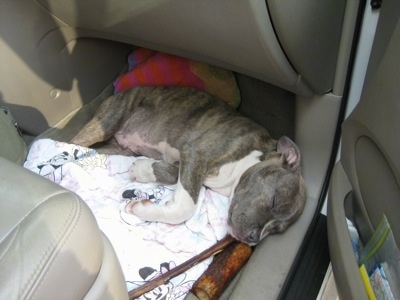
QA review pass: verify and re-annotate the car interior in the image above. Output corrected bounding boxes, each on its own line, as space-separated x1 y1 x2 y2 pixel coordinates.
1 0 398 299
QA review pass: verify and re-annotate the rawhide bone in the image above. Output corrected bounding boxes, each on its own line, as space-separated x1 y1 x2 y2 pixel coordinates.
192 240 252 300
128 235 238 299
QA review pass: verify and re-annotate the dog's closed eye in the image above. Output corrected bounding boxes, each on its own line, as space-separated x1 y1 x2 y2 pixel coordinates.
271 195 276 209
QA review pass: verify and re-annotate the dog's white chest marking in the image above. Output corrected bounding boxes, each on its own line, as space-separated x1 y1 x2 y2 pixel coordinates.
204 150 262 197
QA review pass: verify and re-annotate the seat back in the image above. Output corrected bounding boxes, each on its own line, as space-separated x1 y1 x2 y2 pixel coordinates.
0 107 27 164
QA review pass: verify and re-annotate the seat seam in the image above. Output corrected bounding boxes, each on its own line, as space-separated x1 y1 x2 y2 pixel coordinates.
0 190 73 245
20 194 84 300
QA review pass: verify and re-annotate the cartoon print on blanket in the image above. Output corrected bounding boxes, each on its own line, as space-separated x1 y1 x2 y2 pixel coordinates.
36 145 104 182
24 138 230 300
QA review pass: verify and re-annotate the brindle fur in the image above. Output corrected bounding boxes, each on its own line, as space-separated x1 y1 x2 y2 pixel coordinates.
70 86 306 245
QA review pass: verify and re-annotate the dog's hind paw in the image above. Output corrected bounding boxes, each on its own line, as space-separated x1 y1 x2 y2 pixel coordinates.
129 158 157 182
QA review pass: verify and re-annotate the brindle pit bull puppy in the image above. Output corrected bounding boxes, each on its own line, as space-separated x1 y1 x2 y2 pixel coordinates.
71 86 306 245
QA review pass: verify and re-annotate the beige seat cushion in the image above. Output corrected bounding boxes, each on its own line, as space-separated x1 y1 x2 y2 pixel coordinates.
0 157 128 300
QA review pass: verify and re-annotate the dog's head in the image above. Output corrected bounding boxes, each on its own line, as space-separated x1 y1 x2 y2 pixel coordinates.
227 136 306 245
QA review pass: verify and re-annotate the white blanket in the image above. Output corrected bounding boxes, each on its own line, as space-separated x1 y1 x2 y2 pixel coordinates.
25 139 229 299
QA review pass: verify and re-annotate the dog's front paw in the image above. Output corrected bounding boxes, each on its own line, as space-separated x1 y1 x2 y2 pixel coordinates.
125 200 158 221
129 159 157 182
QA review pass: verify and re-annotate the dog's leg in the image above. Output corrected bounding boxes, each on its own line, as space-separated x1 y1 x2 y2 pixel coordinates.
125 177 197 224
152 161 179 184
71 117 115 147
70 93 131 147
129 159 179 184
126 148 205 224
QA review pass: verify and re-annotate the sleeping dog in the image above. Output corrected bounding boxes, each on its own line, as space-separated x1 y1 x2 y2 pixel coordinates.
71 86 306 245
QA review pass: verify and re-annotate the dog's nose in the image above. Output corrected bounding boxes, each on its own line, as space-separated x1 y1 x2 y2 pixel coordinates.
246 229 259 244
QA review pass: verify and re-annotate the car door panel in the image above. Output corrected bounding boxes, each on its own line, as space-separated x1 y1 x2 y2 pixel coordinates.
328 0 400 297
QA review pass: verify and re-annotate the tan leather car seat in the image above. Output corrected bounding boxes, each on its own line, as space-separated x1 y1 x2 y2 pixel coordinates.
0 156 128 299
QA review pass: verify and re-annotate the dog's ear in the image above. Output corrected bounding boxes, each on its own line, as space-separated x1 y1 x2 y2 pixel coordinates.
259 219 290 241
277 136 301 171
